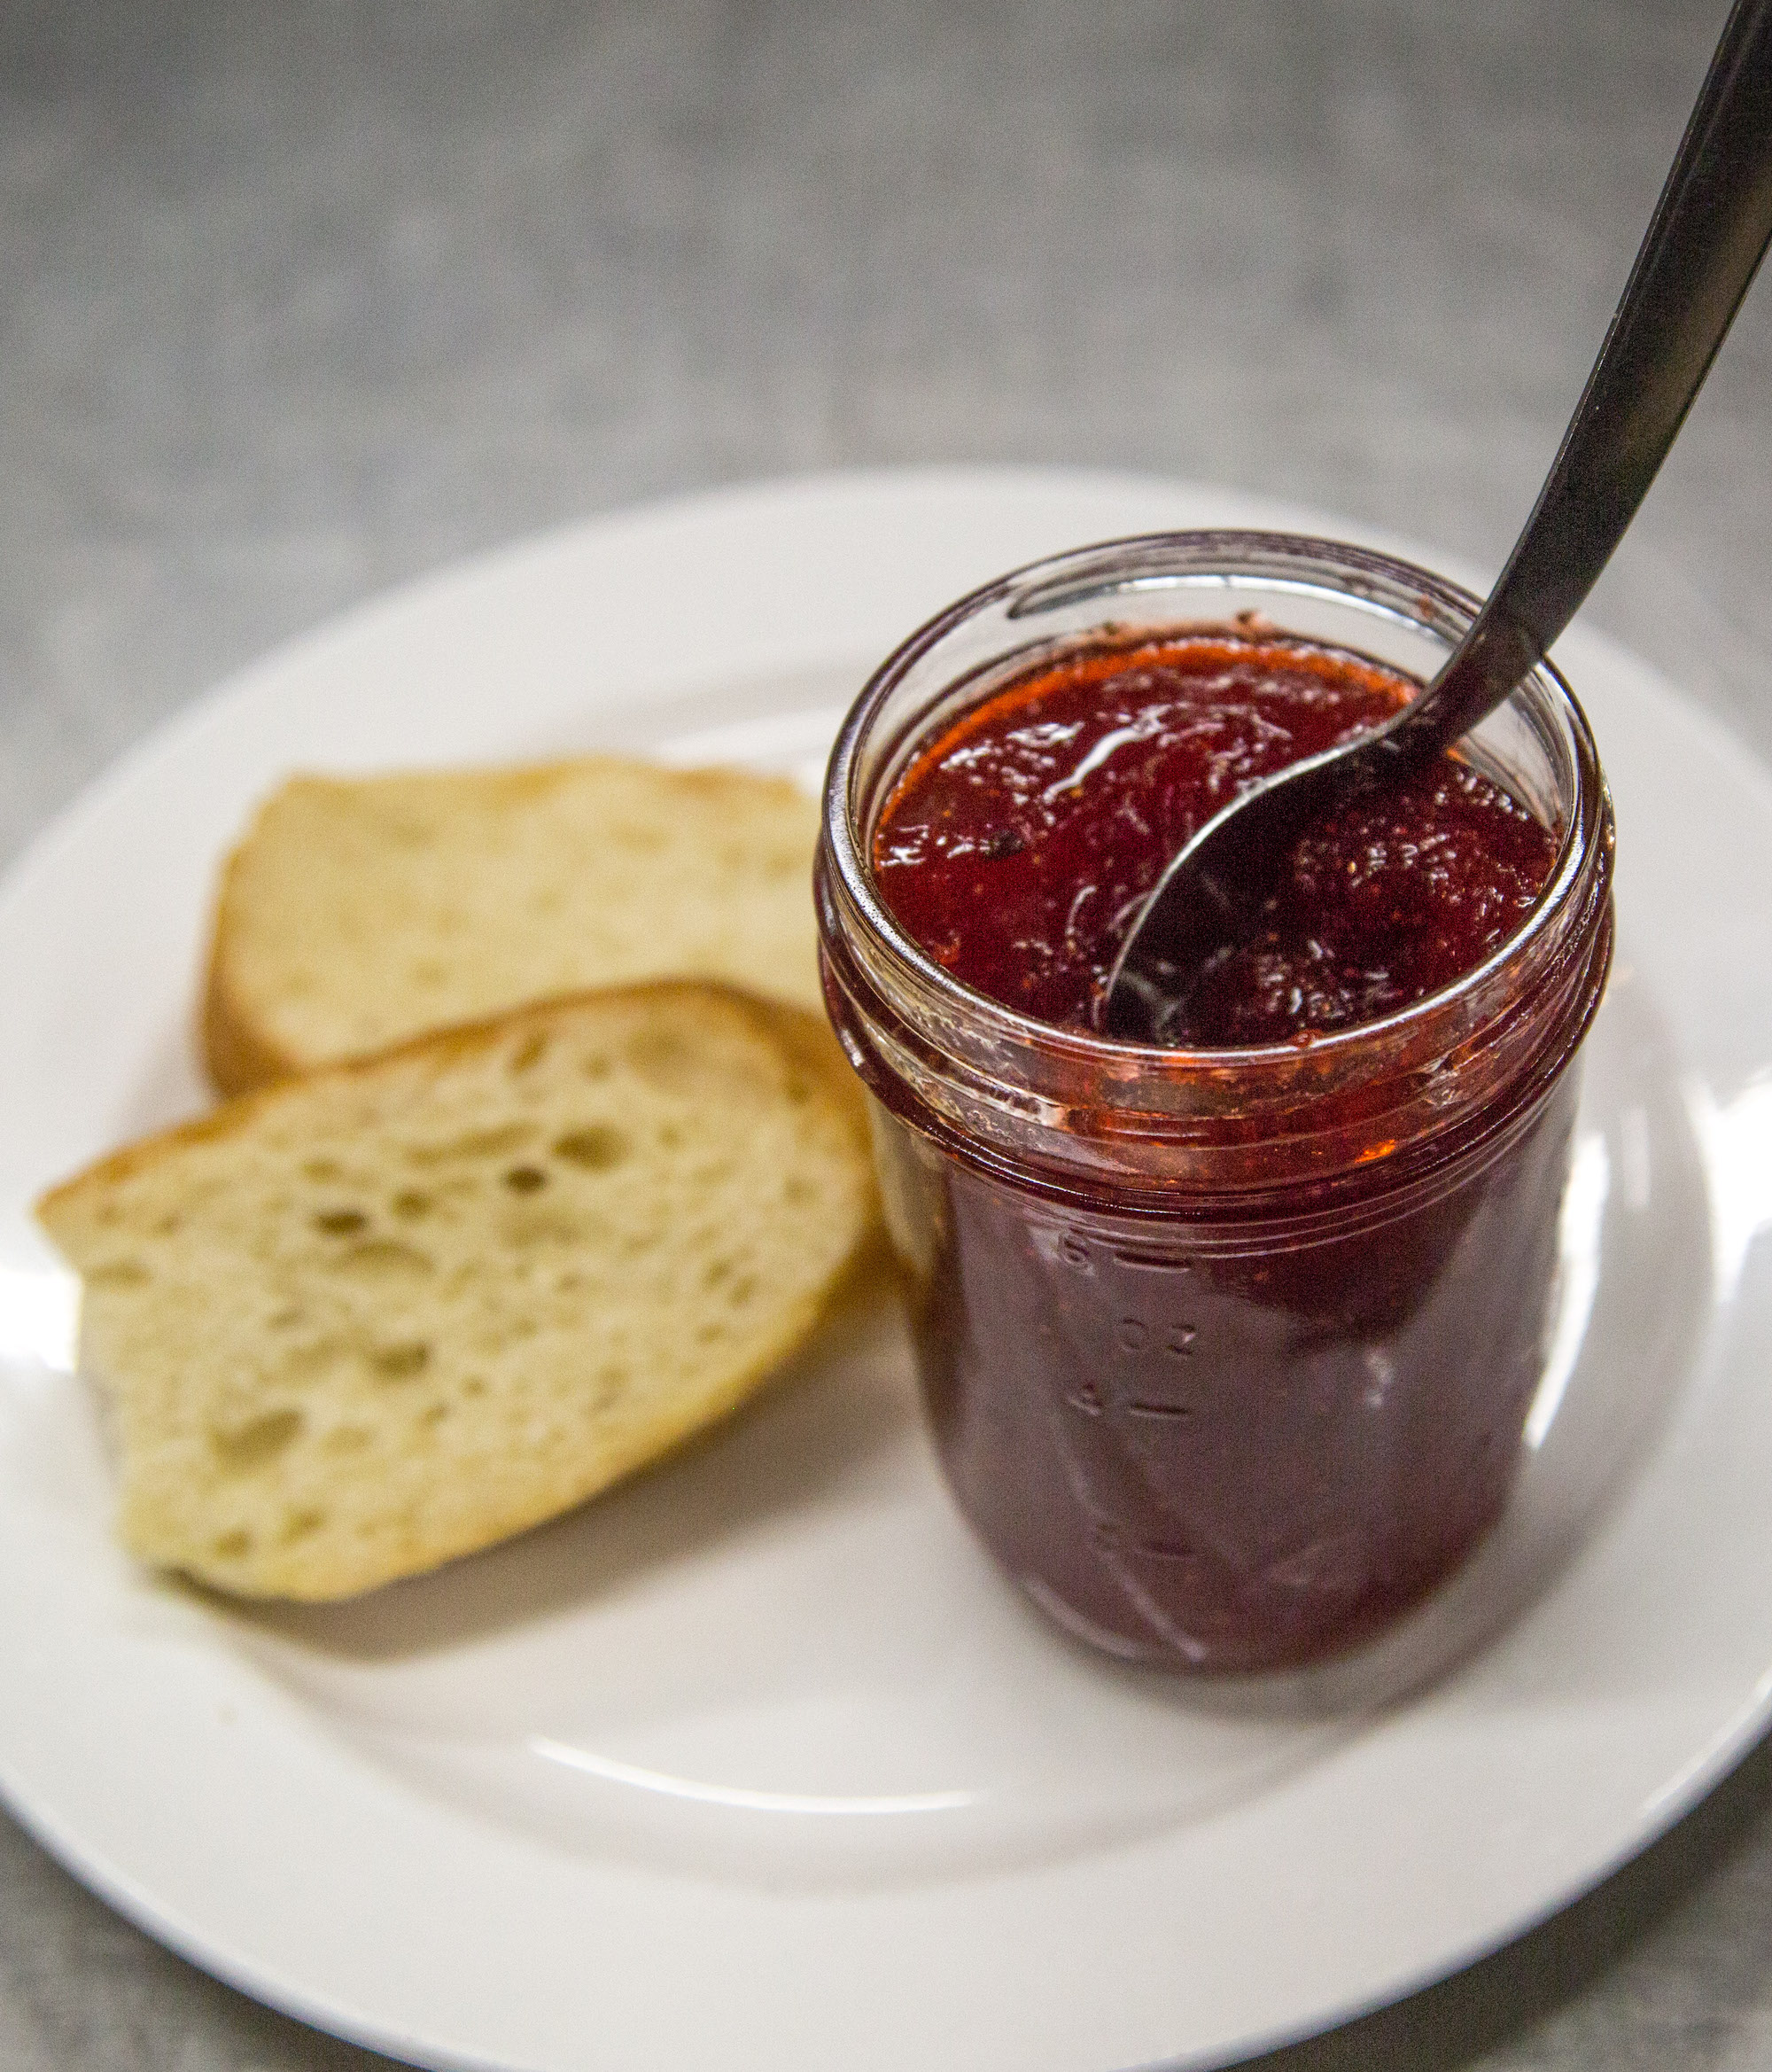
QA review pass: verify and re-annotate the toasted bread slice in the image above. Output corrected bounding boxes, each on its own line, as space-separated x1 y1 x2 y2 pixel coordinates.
203 758 825 1094
37 984 874 1601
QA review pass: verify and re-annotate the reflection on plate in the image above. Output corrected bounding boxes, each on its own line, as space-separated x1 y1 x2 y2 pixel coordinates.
1 469 1769 2072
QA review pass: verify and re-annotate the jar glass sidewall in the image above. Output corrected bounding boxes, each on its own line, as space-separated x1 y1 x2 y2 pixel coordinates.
876 1064 1583 1672
820 530 1617 1673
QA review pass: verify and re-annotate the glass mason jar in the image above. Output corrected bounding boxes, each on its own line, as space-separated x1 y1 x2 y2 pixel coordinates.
816 533 1615 1674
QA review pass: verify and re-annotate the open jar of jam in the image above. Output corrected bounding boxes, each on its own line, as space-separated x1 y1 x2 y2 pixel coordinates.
816 532 1614 1673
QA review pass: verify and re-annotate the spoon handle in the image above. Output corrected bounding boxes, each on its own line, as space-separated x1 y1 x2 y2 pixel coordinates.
1389 0 1772 761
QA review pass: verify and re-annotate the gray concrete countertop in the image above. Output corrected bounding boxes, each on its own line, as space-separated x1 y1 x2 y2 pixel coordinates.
4 3 1770 2066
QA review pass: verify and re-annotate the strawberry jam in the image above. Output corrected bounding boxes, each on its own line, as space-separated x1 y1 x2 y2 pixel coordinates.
873 633 1557 1046
818 535 1615 1672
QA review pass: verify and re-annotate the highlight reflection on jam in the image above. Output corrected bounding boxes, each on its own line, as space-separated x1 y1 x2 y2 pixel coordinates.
873 633 1557 1044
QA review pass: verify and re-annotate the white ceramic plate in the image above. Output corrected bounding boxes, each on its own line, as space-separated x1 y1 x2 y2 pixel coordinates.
2 468 1769 2072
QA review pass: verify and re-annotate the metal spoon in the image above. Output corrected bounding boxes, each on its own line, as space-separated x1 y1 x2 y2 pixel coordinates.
1102 0 1772 1045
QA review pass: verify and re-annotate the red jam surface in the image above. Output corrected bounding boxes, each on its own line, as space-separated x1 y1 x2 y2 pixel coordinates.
873 633 1557 1044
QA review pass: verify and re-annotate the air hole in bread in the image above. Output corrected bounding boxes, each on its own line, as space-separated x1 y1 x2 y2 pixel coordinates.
212 1407 304 1470
283 1507 327 1544
313 1208 368 1235
372 1341 431 1381
408 1123 533 1167
502 1165 548 1194
509 1032 550 1073
390 1189 432 1219
88 1258 149 1288
338 1238 434 1278
303 1158 342 1182
384 812 434 848
626 1028 696 1092
283 1337 343 1381
552 1125 627 1172
214 1528 253 1559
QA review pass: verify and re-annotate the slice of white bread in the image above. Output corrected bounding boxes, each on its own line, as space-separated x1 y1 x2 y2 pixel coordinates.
36 984 874 1601
203 758 825 1095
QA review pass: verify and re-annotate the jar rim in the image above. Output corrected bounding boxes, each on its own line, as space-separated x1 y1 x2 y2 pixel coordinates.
821 528 1609 1082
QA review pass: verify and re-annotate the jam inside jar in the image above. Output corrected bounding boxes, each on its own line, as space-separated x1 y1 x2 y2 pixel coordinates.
817 533 1615 1673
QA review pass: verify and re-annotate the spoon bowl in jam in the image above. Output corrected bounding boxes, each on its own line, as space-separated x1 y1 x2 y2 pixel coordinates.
1104 0 1772 1043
